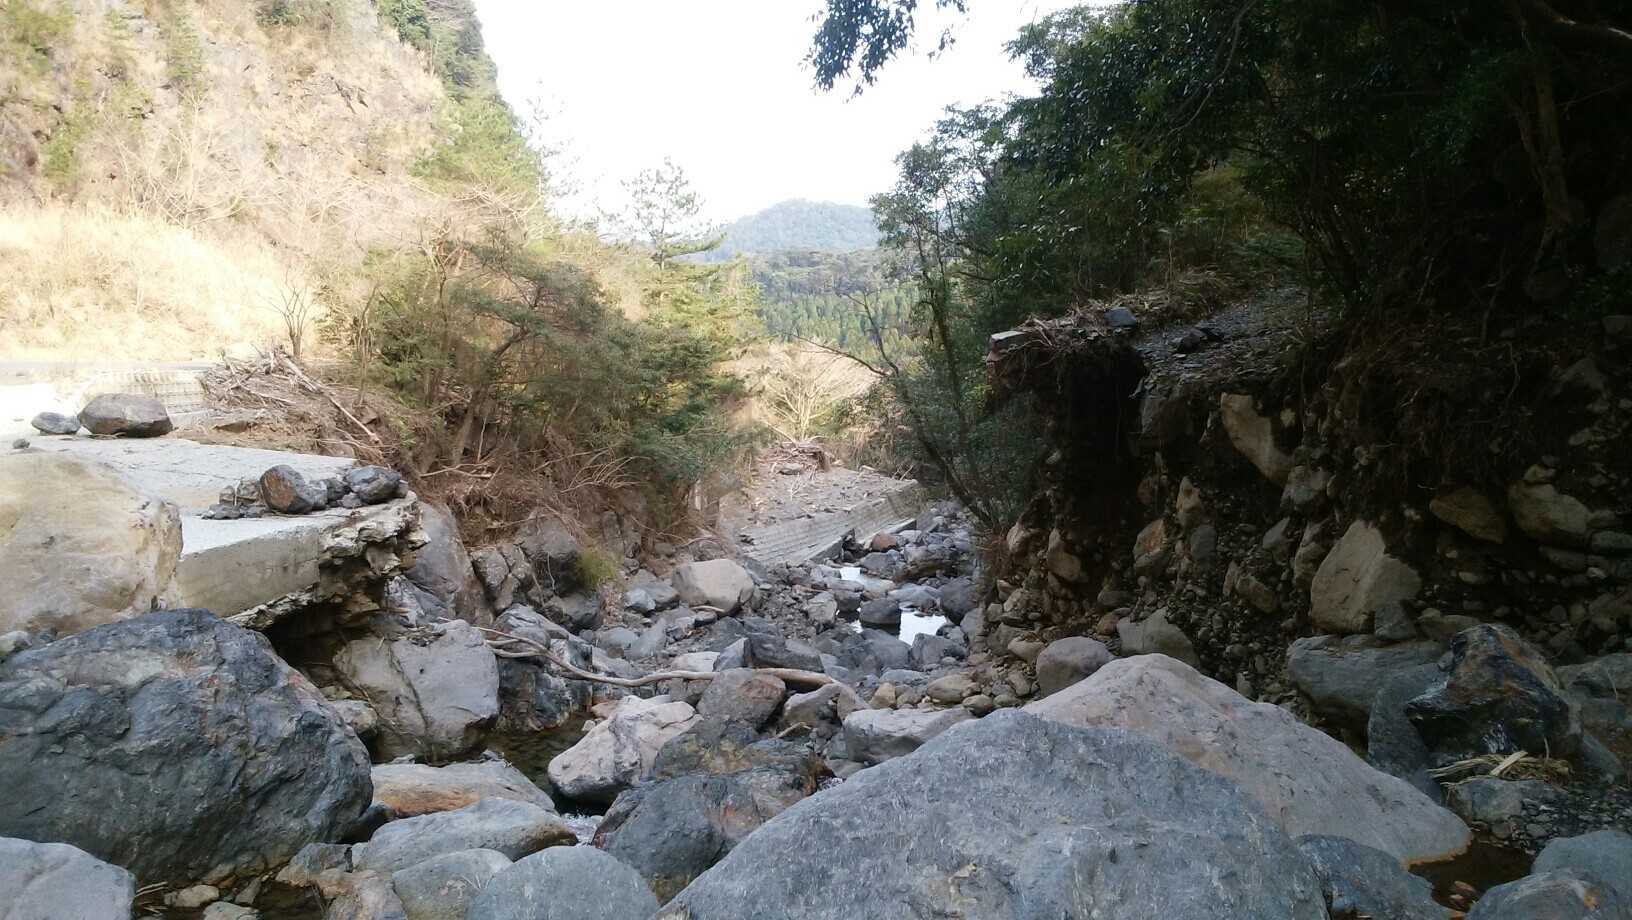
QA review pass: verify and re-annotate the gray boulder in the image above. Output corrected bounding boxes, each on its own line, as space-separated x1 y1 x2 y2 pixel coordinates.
0 452 181 638
28 411 79 435
743 633 823 672
0 609 372 886
1467 870 1632 919
841 706 973 765
0 837 136 920
660 711 1325 919
1560 653 1632 765
1288 635 1443 733
1296 835 1449 920
345 465 404 504
858 598 902 628
406 502 487 626
1366 662 1445 798
1406 624 1582 763
695 668 786 730
1532 829 1632 896
353 797 573 875
547 698 698 803
1034 636 1113 697
469 846 658 920
370 761 556 818
78 392 173 437
335 620 500 761
670 559 754 614
1026 655 1469 865
390 848 511 920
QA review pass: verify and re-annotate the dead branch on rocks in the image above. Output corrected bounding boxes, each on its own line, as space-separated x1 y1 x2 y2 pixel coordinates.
475 626 835 690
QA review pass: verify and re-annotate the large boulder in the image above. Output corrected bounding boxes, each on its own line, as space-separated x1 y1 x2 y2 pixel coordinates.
1034 636 1113 697
335 620 500 762
1025 655 1468 865
1310 521 1422 635
371 761 557 818
0 609 372 886
695 668 786 730
547 698 698 803
469 846 658 920
78 392 173 437
0 452 181 637
670 559 754 614
352 797 573 875
1287 635 1444 733
1405 624 1582 763
1296 835 1449 920
406 501 487 625
0 837 136 920
1531 829 1632 896
1466 870 1632 920
841 706 972 765
390 848 511 920
660 711 1326 919
595 735 820 902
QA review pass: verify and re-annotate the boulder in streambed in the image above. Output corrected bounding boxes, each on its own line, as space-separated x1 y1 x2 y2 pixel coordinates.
469 846 658 920
1025 654 1469 865
29 410 79 435
1296 834 1449 920
390 848 511 920
0 609 372 887
0 837 136 920
670 559 754 614
658 710 1326 920
352 797 574 875
841 706 972 765
546 697 698 804
370 761 557 818
0 451 181 637
334 619 500 762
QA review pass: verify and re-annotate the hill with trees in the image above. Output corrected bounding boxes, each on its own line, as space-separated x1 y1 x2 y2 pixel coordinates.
703 199 879 261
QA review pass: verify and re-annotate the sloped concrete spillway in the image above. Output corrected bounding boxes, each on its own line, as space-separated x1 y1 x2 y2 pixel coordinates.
27 437 420 625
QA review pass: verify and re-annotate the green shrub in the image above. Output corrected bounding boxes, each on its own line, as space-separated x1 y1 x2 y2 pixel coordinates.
574 546 620 592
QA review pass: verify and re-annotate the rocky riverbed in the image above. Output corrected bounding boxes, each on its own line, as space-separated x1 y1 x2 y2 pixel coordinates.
3 397 1632 919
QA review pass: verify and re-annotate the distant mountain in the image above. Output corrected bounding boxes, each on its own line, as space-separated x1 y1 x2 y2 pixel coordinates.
704 200 879 261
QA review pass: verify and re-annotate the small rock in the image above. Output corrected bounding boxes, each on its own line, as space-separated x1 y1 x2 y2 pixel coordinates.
344 465 403 505
259 465 326 515
1105 305 1138 328
168 884 221 909
858 598 901 628
1430 488 1507 544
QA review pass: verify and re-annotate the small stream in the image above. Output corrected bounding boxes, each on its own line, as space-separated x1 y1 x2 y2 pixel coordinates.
837 565 949 644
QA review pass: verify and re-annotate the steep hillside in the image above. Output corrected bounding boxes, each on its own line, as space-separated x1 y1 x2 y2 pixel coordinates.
0 0 472 359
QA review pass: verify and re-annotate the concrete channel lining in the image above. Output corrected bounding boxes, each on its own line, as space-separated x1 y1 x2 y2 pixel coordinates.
26 436 359 509
738 485 921 569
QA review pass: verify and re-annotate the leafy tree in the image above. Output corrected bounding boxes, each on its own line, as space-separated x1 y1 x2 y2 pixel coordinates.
809 0 967 92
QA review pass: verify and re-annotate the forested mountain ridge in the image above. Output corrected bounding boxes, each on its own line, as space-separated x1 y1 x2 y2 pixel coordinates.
702 198 879 260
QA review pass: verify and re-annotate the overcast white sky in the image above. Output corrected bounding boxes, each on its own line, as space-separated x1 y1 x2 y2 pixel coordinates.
473 0 1085 223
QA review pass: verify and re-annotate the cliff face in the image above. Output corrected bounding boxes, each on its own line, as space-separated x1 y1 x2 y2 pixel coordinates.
986 291 1632 708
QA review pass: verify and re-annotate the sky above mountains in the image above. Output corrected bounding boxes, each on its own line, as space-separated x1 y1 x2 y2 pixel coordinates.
474 0 1083 223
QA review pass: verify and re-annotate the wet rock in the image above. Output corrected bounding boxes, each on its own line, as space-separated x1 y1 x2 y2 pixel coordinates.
858 598 902 628
1116 609 1199 667
743 633 823 672
259 464 329 514
469 846 658 920
0 837 136 920
0 452 181 637
1430 488 1507 544
370 761 556 818
1034 636 1113 697
29 410 79 435
1465 870 1632 920
1220 393 1293 486
670 559 755 614
660 711 1326 920
1296 835 1449 920
547 698 698 803
335 620 500 762
841 706 973 766
1405 624 1582 763
391 848 510 920
696 668 786 730
345 466 403 505
1310 521 1422 635
1027 655 1469 864
1287 635 1443 733
0 610 372 886
353 798 573 874
78 392 173 437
